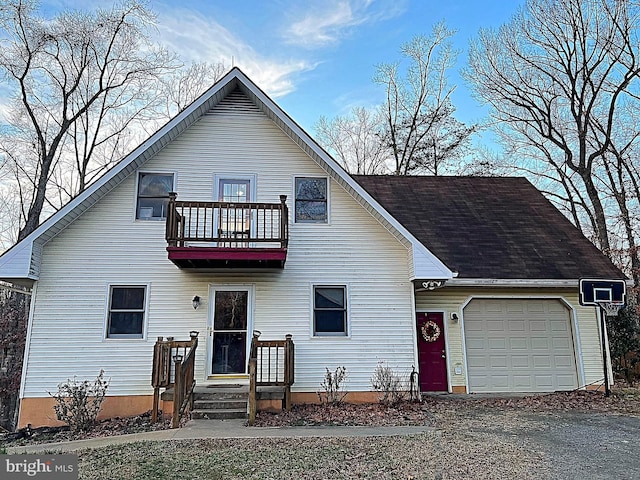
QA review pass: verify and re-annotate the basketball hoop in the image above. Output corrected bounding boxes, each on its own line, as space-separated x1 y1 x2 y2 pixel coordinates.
596 301 623 317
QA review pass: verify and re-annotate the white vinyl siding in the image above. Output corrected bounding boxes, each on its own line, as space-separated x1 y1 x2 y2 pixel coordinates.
22 93 414 398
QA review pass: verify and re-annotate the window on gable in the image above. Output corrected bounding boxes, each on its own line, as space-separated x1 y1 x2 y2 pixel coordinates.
136 172 174 220
313 286 347 336
107 286 146 338
295 177 328 223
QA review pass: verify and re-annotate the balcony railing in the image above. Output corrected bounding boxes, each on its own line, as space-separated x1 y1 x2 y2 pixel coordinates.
165 193 289 268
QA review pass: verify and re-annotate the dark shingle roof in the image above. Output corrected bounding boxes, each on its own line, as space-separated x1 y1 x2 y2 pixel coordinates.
354 175 624 280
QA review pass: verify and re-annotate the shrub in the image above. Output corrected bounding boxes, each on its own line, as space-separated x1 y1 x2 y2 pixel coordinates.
317 366 348 405
48 370 110 432
371 361 408 405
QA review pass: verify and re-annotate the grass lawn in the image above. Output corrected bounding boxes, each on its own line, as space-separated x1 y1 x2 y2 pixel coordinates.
76 432 546 480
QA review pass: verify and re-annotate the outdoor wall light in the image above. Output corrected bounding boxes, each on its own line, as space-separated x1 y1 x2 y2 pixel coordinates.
192 295 201 310
450 312 459 323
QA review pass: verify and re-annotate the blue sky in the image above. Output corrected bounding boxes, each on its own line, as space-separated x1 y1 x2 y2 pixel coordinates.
28 0 524 134
150 0 524 132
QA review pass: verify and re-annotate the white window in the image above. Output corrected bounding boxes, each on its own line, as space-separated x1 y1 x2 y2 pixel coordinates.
313 286 347 336
136 172 174 220
295 177 328 223
107 286 146 338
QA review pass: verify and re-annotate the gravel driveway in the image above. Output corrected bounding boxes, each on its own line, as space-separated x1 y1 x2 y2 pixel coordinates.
439 408 640 479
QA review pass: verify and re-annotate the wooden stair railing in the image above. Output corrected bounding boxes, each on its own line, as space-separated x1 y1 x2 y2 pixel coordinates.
248 333 294 425
151 331 199 428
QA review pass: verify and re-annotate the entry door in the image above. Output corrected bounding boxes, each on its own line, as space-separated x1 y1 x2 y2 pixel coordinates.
209 287 252 375
416 312 448 391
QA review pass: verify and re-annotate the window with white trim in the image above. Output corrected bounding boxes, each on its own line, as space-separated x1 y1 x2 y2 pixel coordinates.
107 286 146 338
136 172 174 220
313 286 347 336
295 177 328 223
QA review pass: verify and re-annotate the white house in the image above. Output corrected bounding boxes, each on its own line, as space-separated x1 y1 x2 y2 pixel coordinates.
0 68 625 428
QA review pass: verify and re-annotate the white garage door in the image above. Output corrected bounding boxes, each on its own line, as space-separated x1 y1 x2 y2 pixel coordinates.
464 299 579 393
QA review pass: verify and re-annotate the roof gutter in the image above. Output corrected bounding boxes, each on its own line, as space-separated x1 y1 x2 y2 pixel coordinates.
424 278 586 289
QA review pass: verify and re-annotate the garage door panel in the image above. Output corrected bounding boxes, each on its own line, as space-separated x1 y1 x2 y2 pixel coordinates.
511 355 530 368
554 355 573 367
509 337 528 349
487 320 505 331
529 320 548 332
525 302 545 313
552 337 571 349
550 320 569 332
467 356 488 368
556 375 578 389
531 337 550 349
533 375 554 388
533 355 551 368
466 338 486 350
508 320 525 331
490 356 508 368
513 375 533 388
464 299 578 393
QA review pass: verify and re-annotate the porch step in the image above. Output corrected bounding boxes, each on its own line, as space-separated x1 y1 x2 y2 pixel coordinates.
194 399 247 410
191 408 248 420
190 386 248 420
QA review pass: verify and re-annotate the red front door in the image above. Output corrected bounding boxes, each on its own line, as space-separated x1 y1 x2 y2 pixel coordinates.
416 312 448 392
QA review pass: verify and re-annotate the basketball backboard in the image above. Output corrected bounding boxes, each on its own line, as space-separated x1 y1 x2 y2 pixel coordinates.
579 278 626 306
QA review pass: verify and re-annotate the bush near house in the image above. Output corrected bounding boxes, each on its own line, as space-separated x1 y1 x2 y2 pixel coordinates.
317 366 348 405
49 370 110 432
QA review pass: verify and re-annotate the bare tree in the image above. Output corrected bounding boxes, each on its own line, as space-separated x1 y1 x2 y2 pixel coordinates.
0 0 177 241
315 24 477 177
376 23 477 175
466 0 640 268
314 107 389 174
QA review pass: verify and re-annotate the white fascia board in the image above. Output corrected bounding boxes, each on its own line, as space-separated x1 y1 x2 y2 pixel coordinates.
444 278 581 288
234 70 453 281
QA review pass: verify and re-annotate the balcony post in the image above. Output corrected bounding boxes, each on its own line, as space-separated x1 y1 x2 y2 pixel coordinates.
166 192 178 247
279 195 288 248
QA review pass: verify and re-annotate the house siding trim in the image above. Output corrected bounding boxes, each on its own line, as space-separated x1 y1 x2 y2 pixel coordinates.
18 282 38 401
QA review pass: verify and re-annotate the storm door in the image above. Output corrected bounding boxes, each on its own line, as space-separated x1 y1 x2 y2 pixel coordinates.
208 286 252 375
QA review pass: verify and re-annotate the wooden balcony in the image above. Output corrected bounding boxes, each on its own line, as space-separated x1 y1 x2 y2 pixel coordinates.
165 193 288 269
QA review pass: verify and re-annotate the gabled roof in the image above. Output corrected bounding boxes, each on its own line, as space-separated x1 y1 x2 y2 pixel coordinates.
354 175 625 281
0 68 452 284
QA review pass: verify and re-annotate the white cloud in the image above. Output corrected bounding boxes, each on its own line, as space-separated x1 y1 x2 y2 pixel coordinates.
286 0 406 49
154 8 315 98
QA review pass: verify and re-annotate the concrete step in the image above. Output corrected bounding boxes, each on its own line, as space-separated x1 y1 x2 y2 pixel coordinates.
193 386 249 401
191 408 247 420
194 399 247 410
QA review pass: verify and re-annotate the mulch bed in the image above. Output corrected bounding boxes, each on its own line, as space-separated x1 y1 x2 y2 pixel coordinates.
0 410 172 447
254 387 640 427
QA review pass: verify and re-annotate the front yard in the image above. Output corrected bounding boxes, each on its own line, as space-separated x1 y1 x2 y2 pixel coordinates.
3 388 640 479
